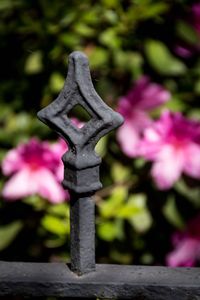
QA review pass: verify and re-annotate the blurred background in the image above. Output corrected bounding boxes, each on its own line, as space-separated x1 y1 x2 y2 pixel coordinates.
1 0 200 267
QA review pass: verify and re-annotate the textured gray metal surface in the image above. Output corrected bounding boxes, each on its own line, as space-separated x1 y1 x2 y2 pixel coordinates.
37 51 123 275
37 51 123 194
0 262 200 299
70 193 95 274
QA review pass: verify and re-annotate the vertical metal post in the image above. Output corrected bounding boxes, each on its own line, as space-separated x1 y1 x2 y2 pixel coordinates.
70 193 95 274
37 51 123 275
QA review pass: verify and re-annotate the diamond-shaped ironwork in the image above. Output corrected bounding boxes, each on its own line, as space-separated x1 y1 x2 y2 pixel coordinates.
68 104 92 127
37 51 124 194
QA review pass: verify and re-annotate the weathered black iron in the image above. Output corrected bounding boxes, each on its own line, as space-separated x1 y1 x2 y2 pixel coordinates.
37 51 124 275
1 51 200 299
1 262 200 299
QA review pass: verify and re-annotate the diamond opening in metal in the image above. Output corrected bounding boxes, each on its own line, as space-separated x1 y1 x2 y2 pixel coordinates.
68 104 91 130
37 51 124 171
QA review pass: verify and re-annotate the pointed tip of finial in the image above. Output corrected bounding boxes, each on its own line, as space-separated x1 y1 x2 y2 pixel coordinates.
69 51 88 63
37 107 50 126
115 111 124 127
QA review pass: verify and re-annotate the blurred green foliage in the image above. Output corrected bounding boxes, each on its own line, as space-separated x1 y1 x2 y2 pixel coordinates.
0 0 200 266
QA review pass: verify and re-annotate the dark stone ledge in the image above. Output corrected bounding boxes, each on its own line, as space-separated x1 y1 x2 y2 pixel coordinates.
0 262 200 299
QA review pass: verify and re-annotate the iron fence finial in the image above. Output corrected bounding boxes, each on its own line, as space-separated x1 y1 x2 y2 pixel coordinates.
37 51 124 275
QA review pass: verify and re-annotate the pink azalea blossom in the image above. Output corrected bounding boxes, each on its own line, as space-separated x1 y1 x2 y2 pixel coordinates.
70 117 84 129
139 111 200 189
1 138 69 203
116 76 170 157
166 214 200 267
50 138 68 182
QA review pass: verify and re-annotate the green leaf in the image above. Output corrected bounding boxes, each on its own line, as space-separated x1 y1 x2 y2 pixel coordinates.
81 9 101 25
0 221 23 251
145 40 186 75
111 162 131 182
194 78 200 95
42 215 69 235
47 203 69 218
141 253 154 264
128 194 152 232
99 29 121 49
88 47 108 68
95 136 107 157
45 237 66 248
134 158 146 169
163 195 184 229
0 0 21 11
110 249 132 264
25 51 43 74
98 186 128 218
59 34 80 48
165 96 188 112
188 108 200 121
117 204 141 218
99 190 150 222
60 11 76 27
49 72 65 93
176 21 200 45
114 51 143 78
175 180 200 207
101 0 118 8
103 10 118 24
73 23 95 37
140 3 169 18
97 219 124 241
193 59 200 76
129 209 152 232
23 195 46 210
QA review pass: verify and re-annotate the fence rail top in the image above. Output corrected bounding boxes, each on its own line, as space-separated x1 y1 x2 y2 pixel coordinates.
0 261 200 299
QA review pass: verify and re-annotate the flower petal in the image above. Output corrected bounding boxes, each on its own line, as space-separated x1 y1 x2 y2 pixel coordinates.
117 111 151 157
1 148 23 176
2 168 37 200
34 168 67 203
139 127 163 159
183 143 200 179
117 123 139 157
117 117 145 157
139 83 170 110
2 167 68 203
151 145 184 189
166 238 200 267
50 138 68 181
117 76 170 117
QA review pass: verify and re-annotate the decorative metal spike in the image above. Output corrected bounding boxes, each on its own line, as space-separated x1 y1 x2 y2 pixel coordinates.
37 51 124 275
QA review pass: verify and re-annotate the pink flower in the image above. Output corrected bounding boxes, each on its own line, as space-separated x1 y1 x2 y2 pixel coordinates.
116 76 170 157
70 117 84 129
50 138 68 182
140 111 200 189
166 215 200 267
1 138 69 203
